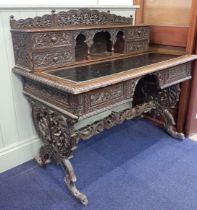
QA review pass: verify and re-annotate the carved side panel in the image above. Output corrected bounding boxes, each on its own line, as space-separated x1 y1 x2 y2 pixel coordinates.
154 62 192 88
32 46 74 68
32 31 72 49
11 32 32 69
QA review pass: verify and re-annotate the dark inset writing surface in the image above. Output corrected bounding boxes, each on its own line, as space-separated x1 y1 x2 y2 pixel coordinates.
48 53 179 82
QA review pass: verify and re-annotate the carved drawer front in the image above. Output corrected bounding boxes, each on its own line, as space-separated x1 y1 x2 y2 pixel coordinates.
126 27 150 40
155 62 192 88
32 31 72 49
125 40 149 53
32 46 74 69
84 83 125 113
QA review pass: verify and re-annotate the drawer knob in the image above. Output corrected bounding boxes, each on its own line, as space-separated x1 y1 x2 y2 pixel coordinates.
51 36 57 42
53 56 59 62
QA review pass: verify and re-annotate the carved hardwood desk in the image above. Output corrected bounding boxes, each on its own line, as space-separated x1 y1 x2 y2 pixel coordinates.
10 9 197 205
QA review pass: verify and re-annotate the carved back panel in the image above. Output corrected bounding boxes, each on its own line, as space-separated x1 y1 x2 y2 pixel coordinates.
10 9 150 71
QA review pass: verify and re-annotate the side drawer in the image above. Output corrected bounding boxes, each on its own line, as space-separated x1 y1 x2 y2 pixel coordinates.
125 40 149 53
126 27 150 41
32 31 72 50
154 62 192 89
32 46 74 69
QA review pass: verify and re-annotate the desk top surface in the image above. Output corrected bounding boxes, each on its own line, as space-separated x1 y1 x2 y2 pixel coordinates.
48 53 179 82
14 52 197 94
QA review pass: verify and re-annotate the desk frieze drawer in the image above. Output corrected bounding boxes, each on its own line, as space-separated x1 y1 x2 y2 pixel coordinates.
84 83 126 113
32 46 74 69
155 62 192 88
32 31 72 49
24 79 69 105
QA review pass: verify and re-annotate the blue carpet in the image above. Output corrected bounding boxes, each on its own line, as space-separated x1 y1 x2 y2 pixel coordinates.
1 119 197 210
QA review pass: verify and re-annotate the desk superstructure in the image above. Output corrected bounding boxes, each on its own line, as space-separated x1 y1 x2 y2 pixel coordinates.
10 9 197 205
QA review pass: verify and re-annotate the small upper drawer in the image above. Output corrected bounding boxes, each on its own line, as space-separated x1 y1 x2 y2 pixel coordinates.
126 27 150 41
32 31 72 50
125 40 149 53
32 46 74 69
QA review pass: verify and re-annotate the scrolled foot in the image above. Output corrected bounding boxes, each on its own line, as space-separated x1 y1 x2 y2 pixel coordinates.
62 159 88 205
165 126 185 140
64 177 88 205
163 109 185 140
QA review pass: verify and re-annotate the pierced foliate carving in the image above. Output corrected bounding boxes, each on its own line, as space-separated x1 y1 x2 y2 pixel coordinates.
77 101 154 141
10 9 133 29
152 85 184 139
31 100 77 161
31 100 88 205
10 15 53 29
152 84 180 109
136 80 184 139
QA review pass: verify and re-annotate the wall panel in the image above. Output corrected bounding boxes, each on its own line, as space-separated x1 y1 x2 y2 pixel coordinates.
144 0 192 26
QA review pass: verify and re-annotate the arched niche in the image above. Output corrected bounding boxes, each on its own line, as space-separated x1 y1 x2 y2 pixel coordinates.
114 31 125 53
90 31 112 56
133 75 159 106
75 33 88 61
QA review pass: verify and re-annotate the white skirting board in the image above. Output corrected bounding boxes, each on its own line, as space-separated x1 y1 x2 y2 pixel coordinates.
0 136 41 173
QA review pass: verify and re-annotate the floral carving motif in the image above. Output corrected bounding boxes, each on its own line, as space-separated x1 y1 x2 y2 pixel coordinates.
126 27 150 40
126 40 149 53
24 79 69 105
12 32 32 69
89 84 123 106
10 9 133 29
33 46 73 68
77 101 154 141
154 63 192 88
32 32 72 49
31 100 77 160
10 15 53 29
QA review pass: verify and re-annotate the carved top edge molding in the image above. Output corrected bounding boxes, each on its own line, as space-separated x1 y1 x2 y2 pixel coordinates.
10 9 133 29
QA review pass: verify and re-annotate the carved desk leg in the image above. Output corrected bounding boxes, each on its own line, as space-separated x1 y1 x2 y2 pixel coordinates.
151 84 185 140
31 100 88 205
